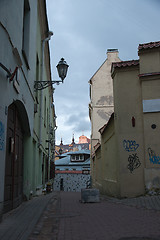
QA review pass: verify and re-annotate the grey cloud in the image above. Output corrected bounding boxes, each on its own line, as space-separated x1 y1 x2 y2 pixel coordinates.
47 0 159 144
64 111 91 134
74 119 91 133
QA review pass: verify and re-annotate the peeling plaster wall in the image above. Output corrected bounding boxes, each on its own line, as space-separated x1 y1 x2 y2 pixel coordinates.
96 95 113 105
90 51 121 152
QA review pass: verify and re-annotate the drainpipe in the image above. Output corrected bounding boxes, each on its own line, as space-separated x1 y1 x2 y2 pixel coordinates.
39 31 53 147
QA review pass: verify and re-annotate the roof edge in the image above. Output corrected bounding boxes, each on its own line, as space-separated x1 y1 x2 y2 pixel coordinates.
99 112 114 135
138 41 160 52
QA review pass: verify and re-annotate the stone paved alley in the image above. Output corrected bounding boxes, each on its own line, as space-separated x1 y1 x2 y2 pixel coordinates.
1 191 160 240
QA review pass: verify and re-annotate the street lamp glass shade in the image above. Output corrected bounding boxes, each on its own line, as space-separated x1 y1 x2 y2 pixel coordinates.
56 58 69 82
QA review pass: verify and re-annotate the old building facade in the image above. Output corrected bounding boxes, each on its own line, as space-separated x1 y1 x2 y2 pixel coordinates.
54 150 90 192
89 49 121 152
92 41 160 198
0 0 56 218
89 49 120 185
55 135 90 160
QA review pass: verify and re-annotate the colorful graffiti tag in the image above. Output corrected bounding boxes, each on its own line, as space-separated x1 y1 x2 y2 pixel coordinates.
123 140 139 152
127 153 141 173
0 121 5 151
148 148 160 164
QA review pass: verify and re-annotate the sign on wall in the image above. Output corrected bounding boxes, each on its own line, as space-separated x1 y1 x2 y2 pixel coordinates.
143 99 160 113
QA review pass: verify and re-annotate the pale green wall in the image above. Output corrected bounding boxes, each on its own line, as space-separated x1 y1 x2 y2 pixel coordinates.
23 136 33 199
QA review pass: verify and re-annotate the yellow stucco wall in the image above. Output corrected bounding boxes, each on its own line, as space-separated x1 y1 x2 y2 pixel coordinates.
113 67 145 197
92 147 102 191
140 47 160 189
101 119 120 197
93 43 160 198
139 50 160 74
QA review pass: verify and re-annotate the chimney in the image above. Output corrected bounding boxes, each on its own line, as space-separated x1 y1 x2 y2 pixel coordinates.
107 49 119 60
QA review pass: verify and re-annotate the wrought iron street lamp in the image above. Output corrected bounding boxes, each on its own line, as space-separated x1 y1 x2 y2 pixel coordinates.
56 58 69 83
34 58 69 90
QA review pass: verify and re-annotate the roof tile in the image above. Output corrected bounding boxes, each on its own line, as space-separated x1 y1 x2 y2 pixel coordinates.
112 60 139 69
93 142 101 152
99 113 114 135
138 41 160 51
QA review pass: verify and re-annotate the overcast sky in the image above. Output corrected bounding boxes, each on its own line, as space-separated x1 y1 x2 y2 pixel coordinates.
46 0 160 145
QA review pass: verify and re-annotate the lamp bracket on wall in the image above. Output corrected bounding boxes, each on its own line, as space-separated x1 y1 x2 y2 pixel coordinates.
34 80 63 90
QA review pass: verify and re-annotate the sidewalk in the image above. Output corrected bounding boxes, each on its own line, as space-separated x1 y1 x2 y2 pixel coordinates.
0 192 57 240
1 191 160 240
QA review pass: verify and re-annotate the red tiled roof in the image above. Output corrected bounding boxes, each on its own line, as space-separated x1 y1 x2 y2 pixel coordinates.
99 123 108 134
112 60 139 69
99 113 114 135
93 142 101 152
138 41 160 51
91 142 101 159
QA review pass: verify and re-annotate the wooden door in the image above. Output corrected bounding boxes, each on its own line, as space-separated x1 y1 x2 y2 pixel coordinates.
3 104 23 213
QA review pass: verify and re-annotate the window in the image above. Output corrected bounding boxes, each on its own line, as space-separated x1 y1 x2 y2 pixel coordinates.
71 155 76 161
80 155 84 160
22 0 30 69
71 154 84 161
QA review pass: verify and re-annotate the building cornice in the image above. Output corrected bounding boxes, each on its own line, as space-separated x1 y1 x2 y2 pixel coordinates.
139 72 160 79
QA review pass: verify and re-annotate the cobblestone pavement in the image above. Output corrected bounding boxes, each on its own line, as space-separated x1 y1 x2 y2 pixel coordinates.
101 194 160 211
1 191 160 240
28 192 160 240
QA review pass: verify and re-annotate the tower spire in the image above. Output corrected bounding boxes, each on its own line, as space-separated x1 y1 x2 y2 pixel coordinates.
60 137 63 145
71 133 75 145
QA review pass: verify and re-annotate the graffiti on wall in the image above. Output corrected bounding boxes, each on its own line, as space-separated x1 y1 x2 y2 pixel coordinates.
123 140 139 152
127 153 141 173
123 139 141 173
148 148 160 164
0 121 5 151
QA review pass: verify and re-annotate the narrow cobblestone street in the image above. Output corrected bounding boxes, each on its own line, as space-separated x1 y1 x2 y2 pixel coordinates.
29 192 160 240
1 191 160 240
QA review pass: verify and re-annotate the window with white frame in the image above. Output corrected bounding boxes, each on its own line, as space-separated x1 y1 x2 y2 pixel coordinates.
71 154 84 162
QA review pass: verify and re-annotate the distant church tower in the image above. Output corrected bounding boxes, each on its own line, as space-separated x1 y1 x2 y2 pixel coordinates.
71 134 75 145
60 137 63 145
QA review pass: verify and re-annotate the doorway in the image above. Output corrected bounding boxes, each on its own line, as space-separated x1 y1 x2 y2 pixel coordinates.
3 103 24 213
60 178 64 191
